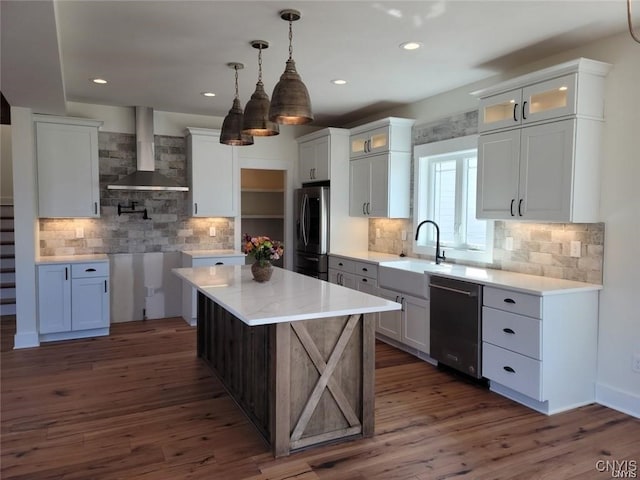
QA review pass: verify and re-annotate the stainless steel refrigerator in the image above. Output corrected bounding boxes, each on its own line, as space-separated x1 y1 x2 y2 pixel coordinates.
294 186 329 280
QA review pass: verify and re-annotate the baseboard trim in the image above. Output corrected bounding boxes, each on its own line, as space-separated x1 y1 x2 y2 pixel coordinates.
40 328 110 343
596 383 640 419
13 331 39 349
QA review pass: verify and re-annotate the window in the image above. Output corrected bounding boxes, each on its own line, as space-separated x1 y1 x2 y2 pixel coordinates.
413 135 493 263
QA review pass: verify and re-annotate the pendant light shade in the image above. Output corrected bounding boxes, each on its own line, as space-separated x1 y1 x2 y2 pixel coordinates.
243 41 279 136
220 63 254 146
269 9 314 125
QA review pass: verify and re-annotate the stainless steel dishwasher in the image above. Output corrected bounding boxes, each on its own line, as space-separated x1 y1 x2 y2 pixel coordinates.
429 275 483 379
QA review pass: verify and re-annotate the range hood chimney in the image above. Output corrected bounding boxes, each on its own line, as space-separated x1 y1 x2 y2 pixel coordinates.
107 106 189 191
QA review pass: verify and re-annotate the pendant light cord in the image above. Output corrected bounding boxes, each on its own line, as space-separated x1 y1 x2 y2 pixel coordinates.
288 16 294 61
234 64 240 100
629 0 640 44
258 45 263 82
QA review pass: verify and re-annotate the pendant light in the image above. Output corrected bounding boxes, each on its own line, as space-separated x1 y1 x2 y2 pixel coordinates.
242 41 280 136
269 9 314 125
220 62 254 146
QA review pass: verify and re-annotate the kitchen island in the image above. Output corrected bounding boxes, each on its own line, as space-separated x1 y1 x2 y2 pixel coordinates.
173 265 400 457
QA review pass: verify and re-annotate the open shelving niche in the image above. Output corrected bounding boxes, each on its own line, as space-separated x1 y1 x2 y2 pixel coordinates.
240 168 285 268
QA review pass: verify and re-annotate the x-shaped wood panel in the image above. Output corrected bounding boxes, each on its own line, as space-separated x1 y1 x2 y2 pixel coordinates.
290 314 361 443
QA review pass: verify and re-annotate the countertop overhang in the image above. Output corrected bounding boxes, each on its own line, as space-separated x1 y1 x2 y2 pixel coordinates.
173 265 401 326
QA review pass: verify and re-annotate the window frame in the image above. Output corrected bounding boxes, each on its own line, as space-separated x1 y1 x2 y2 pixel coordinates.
413 135 494 264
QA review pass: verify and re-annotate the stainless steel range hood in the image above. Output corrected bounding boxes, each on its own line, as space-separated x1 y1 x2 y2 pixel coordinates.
107 107 189 191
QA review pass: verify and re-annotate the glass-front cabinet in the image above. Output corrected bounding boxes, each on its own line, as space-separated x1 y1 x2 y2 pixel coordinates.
350 126 391 158
479 73 577 133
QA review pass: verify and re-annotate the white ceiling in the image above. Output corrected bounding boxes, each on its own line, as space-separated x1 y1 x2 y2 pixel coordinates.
1 0 635 126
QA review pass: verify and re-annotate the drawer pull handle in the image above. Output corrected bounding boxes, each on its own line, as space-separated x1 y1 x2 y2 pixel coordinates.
362 278 368 283
215 262 224 265
85 268 97 272
503 298 516 304
503 328 515 334
503 366 516 373
362 267 368 272
65 267 68 281
338 262 343 266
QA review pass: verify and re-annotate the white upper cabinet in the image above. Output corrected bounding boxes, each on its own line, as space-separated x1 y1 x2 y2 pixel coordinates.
349 152 411 218
298 134 330 183
34 116 102 218
349 117 414 218
474 58 611 223
475 58 609 134
185 128 237 217
349 117 414 159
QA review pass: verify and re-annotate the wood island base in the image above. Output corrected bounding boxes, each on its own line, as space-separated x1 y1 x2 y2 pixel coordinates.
197 293 376 457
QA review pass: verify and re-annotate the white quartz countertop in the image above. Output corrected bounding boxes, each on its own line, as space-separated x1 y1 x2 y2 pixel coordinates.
173 265 401 326
36 254 109 265
181 249 246 258
333 252 601 296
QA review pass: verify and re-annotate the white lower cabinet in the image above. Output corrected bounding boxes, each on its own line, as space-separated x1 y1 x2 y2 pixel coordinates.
38 261 110 341
181 252 245 325
378 288 429 354
481 285 599 414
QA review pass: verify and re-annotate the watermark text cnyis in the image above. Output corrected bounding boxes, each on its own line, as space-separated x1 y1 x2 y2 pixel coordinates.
596 460 637 478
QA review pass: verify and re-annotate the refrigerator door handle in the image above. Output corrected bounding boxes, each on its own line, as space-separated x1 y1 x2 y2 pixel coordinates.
302 194 310 246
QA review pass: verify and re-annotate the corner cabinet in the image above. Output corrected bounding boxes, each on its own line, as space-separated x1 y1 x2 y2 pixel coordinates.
473 58 611 223
185 127 237 217
37 260 110 342
33 115 103 218
349 117 415 218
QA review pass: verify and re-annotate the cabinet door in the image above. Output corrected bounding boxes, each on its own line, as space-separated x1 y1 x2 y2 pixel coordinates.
72 277 109 330
478 89 523 133
522 74 577 125
312 136 330 181
189 133 237 217
38 264 71 334
377 289 402 341
349 158 371 217
519 119 575 221
476 129 521 220
36 122 100 218
368 154 390 217
350 126 391 158
298 141 316 183
402 295 430 354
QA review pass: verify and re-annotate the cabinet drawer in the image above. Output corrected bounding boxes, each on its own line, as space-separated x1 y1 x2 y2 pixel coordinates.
71 262 109 278
193 256 245 267
328 256 356 273
356 276 377 290
483 342 542 400
354 261 377 279
483 286 541 318
483 307 541 360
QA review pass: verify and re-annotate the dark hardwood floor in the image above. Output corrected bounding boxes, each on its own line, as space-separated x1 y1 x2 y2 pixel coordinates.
1 316 638 479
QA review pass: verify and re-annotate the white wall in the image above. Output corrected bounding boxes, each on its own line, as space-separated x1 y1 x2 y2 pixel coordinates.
1 125 13 204
11 107 39 348
374 31 640 417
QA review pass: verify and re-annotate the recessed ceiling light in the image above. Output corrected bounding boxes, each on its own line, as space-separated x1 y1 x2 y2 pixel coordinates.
331 79 347 85
201 92 216 97
91 78 108 84
400 41 422 51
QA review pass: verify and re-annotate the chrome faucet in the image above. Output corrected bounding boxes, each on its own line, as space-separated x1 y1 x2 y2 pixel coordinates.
415 220 446 264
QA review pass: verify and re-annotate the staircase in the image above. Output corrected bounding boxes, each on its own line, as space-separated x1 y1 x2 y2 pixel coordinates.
0 205 16 316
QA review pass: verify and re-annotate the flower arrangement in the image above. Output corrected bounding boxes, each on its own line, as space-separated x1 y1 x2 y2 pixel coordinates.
243 234 284 267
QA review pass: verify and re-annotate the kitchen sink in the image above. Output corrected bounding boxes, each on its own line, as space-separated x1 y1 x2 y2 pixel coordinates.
378 259 453 298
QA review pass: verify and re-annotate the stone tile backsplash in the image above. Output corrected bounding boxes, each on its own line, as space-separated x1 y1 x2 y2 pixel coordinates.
39 132 235 256
369 219 604 284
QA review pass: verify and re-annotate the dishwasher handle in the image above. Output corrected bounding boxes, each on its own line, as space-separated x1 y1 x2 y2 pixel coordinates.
429 283 476 297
